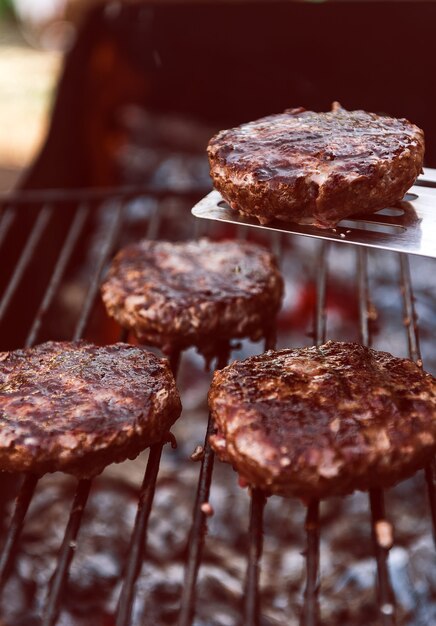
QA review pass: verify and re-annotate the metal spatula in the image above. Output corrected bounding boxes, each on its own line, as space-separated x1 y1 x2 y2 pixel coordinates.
192 168 436 258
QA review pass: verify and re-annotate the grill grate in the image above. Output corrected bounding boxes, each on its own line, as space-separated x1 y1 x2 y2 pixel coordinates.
178 344 231 626
0 190 168 626
116 440 167 626
357 247 395 626
0 189 434 626
43 478 92 626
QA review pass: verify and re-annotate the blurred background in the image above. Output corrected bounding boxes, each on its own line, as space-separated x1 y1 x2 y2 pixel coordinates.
0 0 435 195
1 4 436 626
0 0 60 191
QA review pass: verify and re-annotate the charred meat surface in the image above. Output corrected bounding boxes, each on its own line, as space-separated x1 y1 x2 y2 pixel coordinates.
208 103 425 228
0 341 181 477
209 341 436 499
101 238 283 357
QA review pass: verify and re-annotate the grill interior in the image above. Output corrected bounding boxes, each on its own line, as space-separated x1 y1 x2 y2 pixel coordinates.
0 187 435 626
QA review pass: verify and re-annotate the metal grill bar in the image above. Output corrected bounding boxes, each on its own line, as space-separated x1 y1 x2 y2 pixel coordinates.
314 241 328 348
0 207 16 250
301 501 320 626
357 248 371 347
369 489 396 626
357 248 396 625
243 489 267 626
73 200 124 341
0 473 38 590
300 241 328 626
242 329 279 624
42 479 92 626
178 344 231 626
399 253 422 364
177 411 216 626
398 253 436 544
115 441 166 626
25 204 89 348
0 205 52 324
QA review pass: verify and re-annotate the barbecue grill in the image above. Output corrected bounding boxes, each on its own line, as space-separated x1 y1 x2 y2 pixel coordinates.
0 182 435 626
1 3 436 626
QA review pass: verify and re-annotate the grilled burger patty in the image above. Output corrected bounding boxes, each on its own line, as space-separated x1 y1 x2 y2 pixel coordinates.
208 103 425 228
0 341 181 477
101 239 283 357
209 341 436 499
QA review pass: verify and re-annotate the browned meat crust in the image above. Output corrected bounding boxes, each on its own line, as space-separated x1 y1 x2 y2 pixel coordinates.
0 342 181 478
101 239 284 357
209 341 436 499
208 103 425 228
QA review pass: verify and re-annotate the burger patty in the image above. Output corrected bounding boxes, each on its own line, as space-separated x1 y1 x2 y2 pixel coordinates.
209 341 436 499
208 103 425 228
0 341 182 478
101 239 283 357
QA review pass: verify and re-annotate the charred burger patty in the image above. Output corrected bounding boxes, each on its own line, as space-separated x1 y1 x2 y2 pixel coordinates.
209 341 436 499
208 103 424 228
0 341 181 477
101 239 283 357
